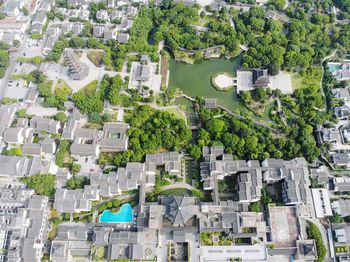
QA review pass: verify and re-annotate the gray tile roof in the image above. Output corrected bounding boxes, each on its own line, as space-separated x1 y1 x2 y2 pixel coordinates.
100 123 129 152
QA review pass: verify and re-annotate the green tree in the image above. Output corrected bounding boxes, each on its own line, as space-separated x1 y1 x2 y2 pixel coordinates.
330 213 343 224
16 109 27 118
268 0 286 10
54 112 67 122
248 201 261 212
307 223 326 262
21 174 56 197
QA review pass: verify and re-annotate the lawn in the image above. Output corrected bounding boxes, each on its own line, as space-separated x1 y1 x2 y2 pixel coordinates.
158 188 192 196
164 108 187 123
291 67 322 91
92 246 106 260
80 80 98 94
48 224 57 241
87 51 104 67
55 79 72 96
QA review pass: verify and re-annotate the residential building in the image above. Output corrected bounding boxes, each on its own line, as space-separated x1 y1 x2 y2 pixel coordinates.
335 105 350 120
100 123 129 152
0 155 41 182
333 176 350 192
96 10 109 21
145 152 182 176
70 128 100 158
54 186 99 214
332 199 350 217
332 153 350 169
311 188 332 218
332 88 350 101
30 116 60 134
3 127 27 145
63 48 89 80
62 107 87 140
0 187 49 262
50 223 92 262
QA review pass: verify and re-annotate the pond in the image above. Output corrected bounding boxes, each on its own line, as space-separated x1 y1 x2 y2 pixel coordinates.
169 55 246 112
99 203 133 223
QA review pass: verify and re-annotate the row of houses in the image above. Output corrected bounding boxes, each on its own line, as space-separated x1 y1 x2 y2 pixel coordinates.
0 187 49 262
54 151 182 214
200 146 313 209
49 195 318 261
31 0 53 33
317 87 350 168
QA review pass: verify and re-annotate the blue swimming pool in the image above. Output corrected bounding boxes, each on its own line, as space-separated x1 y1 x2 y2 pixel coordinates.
99 203 133 223
327 62 342 73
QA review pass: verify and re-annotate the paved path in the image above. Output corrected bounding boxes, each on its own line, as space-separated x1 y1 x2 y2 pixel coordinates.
217 105 282 134
317 49 338 112
161 183 196 191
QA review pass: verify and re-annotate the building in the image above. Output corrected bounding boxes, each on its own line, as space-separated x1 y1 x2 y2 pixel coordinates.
62 107 87 140
328 62 350 81
0 187 49 262
332 199 350 218
335 105 350 120
332 88 350 101
50 223 92 262
332 153 350 169
100 123 129 152
96 10 109 21
145 152 182 176
129 61 161 91
309 166 329 187
311 188 332 218
204 98 217 109
0 155 41 182
236 68 269 93
237 170 263 203
31 9 47 33
70 128 100 158
30 116 60 134
63 49 89 80
317 126 341 145
332 223 350 262
3 127 27 145
0 104 18 140
116 32 129 43
54 186 99 214
3 1 24 17
333 176 350 192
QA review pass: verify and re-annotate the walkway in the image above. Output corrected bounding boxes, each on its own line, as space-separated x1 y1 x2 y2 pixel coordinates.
217 105 282 135
305 218 330 260
317 49 338 112
161 183 196 191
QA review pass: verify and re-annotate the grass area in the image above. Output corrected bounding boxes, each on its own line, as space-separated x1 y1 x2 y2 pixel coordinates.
163 108 187 123
291 67 322 91
200 232 233 246
336 246 348 253
158 188 192 196
185 160 196 185
48 224 57 241
80 80 98 94
87 51 104 67
55 79 72 96
92 246 106 260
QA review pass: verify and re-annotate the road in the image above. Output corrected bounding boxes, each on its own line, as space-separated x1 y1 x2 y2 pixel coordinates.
0 35 28 99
